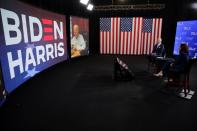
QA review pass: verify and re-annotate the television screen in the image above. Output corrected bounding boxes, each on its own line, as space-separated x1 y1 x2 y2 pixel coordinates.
0 0 68 93
173 20 197 58
70 16 89 58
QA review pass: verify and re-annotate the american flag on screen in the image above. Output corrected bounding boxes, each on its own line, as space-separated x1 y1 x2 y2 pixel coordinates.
100 17 162 55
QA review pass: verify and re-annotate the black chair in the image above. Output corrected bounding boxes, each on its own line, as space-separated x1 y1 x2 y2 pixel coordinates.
114 58 134 81
147 54 166 73
166 59 195 97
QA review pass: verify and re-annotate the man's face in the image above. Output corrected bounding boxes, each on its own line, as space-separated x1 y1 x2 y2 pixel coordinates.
158 39 162 44
73 25 79 37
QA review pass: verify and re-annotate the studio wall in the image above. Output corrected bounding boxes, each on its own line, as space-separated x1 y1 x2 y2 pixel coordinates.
91 0 197 56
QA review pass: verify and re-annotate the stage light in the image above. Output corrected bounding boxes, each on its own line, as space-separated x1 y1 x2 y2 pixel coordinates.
80 0 89 5
87 3 94 11
191 3 197 9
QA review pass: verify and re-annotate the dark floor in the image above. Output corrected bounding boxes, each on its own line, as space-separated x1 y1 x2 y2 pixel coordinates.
0 55 197 130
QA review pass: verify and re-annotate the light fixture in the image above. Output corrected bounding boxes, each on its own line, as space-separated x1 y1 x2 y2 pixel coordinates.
191 3 197 9
80 0 89 5
87 3 94 11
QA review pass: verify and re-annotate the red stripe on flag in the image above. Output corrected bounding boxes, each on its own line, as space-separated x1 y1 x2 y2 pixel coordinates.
116 18 119 54
113 18 117 54
136 18 140 55
150 19 155 54
126 32 129 54
141 33 144 54
155 19 158 44
123 32 125 54
133 18 136 54
107 32 110 54
144 33 149 54
156 19 160 42
159 19 163 39
149 33 152 54
105 32 107 54
120 32 123 54
111 18 114 54
102 32 104 54
136 18 139 55
154 18 157 45
114 18 116 54
130 32 133 54
128 32 130 54
139 18 143 55
157 19 161 38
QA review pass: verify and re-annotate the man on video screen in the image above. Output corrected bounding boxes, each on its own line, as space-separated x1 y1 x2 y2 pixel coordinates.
71 24 86 57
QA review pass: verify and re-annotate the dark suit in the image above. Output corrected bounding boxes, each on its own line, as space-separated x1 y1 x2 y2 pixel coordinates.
172 52 189 73
148 43 165 64
162 52 189 77
152 43 165 57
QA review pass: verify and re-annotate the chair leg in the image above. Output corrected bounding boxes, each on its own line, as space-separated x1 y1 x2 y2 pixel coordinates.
184 80 187 96
187 76 190 93
183 76 190 96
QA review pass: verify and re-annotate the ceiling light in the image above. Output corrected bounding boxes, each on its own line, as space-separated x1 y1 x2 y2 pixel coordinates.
80 0 89 5
191 3 197 9
87 3 94 11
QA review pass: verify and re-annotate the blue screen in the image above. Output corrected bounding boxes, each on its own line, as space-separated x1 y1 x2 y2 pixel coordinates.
173 20 197 58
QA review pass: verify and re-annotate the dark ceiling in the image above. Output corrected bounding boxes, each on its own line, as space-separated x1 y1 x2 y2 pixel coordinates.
20 0 196 8
92 0 167 5
19 0 197 15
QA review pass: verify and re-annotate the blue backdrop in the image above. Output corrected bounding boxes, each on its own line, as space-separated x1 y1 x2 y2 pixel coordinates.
173 20 197 58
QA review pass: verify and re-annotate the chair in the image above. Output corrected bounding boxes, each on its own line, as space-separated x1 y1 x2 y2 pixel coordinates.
114 57 134 81
166 59 195 98
147 53 166 73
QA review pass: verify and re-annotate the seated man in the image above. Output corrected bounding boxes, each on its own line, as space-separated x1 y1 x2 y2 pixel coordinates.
71 24 86 58
148 38 165 64
114 57 134 80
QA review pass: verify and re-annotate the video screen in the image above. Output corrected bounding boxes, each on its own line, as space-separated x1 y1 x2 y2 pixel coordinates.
0 0 68 93
173 20 197 58
70 16 89 58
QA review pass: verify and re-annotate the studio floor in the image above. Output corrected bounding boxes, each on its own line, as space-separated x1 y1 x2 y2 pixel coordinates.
0 55 197 130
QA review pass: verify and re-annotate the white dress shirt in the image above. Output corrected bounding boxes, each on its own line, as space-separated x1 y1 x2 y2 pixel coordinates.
71 34 86 50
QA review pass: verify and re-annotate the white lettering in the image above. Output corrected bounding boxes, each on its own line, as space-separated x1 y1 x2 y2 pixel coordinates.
25 48 36 71
1 8 22 45
29 16 43 42
54 21 63 40
7 50 24 79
